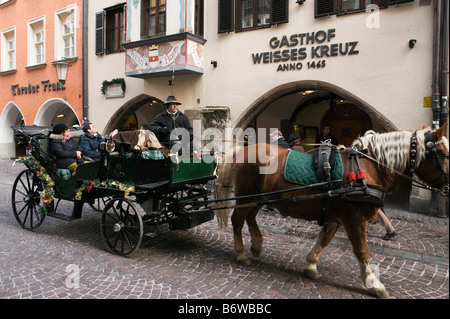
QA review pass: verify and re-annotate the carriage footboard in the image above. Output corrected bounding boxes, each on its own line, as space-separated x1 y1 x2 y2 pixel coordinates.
169 209 215 230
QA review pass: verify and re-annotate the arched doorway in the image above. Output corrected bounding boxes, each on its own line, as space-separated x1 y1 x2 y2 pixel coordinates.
235 80 396 135
34 98 80 127
0 102 25 158
234 80 410 209
104 94 165 134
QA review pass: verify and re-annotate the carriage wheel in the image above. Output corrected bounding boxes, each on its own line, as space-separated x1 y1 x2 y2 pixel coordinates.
11 169 46 230
100 198 143 256
89 196 113 212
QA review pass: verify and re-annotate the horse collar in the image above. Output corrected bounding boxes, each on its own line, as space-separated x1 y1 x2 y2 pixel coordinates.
409 133 418 174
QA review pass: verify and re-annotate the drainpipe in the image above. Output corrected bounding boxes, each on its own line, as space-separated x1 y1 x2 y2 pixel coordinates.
438 0 449 218
82 0 89 124
431 0 441 131
440 0 448 128
429 0 442 216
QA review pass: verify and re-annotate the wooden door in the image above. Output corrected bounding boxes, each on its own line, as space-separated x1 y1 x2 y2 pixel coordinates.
322 103 372 147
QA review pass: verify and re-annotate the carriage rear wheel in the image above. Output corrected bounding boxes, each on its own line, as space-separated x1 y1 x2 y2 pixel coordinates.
89 196 113 212
100 197 143 256
12 169 46 230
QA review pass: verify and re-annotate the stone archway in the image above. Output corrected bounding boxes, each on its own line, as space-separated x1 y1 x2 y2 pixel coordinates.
34 98 80 126
234 80 411 209
0 102 24 158
104 94 165 134
235 80 396 133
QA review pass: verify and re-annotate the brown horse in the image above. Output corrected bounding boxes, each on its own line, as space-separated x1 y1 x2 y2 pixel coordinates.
213 124 449 298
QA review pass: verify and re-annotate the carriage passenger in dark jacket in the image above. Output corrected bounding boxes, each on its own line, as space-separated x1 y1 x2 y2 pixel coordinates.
79 123 118 160
50 124 88 176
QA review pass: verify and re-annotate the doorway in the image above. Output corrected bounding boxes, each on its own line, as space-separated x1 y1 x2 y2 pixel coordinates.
321 103 373 147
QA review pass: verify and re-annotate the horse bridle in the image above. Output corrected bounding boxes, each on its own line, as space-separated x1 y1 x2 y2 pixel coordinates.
410 131 449 196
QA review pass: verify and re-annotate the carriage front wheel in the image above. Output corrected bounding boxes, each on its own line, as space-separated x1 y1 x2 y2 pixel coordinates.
12 169 46 230
100 197 143 256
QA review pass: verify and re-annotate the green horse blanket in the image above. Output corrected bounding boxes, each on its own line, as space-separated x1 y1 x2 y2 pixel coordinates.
283 149 344 185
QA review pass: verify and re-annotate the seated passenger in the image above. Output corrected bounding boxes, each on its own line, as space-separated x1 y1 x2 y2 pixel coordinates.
50 124 90 176
80 122 117 160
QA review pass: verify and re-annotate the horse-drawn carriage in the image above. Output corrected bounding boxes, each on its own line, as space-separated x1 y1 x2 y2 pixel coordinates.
11 125 217 256
10 124 448 298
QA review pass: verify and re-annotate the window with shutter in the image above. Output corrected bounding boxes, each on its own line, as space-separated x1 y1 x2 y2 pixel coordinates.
228 0 288 32
218 0 234 33
141 0 166 38
95 11 104 55
194 0 204 36
271 0 288 25
105 5 125 54
315 0 337 18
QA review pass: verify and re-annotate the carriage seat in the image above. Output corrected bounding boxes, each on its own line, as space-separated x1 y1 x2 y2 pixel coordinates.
36 135 83 181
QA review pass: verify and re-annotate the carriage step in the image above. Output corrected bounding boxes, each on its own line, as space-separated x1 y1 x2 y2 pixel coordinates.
47 212 78 221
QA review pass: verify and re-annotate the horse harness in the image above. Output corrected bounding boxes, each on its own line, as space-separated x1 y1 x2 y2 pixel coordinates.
184 133 448 229
315 141 386 231
409 131 449 196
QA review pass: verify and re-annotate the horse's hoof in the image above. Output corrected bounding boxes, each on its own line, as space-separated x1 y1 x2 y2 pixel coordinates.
368 288 390 299
303 265 320 280
250 247 261 258
237 255 251 266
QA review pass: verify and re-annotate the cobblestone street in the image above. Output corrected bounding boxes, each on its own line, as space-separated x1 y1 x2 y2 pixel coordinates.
0 159 448 302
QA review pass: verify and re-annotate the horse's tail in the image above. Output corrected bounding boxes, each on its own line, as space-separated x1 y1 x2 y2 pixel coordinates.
213 145 242 228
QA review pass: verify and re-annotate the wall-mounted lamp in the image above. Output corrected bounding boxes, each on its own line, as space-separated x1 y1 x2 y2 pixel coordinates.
409 39 417 48
52 61 72 84
296 0 306 5
211 60 218 68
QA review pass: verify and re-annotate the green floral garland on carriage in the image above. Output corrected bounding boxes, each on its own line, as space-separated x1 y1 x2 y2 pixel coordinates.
14 155 135 214
13 156 55 213
74 179 135 200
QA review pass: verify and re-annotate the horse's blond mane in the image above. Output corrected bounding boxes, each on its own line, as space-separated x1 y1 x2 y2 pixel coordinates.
351 128 431 173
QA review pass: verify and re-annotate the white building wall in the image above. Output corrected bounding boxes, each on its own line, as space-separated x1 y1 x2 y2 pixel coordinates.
89 1 438 132
87 0 146 134
199 1 434 129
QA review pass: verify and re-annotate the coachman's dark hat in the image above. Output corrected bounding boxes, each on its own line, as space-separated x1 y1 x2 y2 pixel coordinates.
164 95 182 106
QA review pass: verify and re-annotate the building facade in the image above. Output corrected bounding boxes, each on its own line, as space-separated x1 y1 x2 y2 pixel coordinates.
1 0 448 213
90 1 448 142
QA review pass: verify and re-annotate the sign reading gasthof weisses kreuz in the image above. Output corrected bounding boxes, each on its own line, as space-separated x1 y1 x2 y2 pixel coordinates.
251 29 359 72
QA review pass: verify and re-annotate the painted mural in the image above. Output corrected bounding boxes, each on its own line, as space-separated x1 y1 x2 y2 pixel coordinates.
125 38 203 76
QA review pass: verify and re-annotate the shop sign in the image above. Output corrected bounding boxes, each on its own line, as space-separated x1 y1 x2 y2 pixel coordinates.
11 80 66 96
251 29 360 72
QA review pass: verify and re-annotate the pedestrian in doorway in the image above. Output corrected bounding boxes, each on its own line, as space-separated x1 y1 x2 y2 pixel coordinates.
316 124 338 146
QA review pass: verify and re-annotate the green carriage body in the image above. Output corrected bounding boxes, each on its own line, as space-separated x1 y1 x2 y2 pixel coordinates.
11 126 217 255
